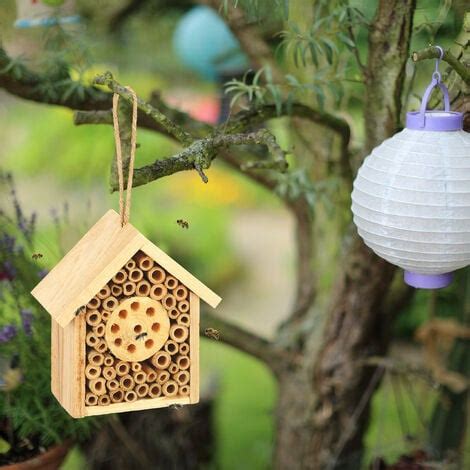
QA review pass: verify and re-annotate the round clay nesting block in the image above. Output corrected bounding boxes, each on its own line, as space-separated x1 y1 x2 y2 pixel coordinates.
105 296 170 362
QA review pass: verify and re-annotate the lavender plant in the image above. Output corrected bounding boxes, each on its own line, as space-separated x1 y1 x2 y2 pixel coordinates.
0 172 97 463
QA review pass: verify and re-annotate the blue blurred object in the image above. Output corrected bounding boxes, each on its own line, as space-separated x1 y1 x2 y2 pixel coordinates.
173 6 249 81
14 15 80 28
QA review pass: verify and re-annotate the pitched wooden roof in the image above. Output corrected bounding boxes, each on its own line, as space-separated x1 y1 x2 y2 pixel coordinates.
32 210 221 327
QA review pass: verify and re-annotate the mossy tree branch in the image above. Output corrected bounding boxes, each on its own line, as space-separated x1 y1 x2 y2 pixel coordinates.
412 46 470 85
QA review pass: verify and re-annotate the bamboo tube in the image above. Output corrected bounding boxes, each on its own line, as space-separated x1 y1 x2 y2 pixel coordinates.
86 331 99 348
131 362 142 372
168 363 179 375
101 311 111 322
179 343 190 356
86 296 101 310
115 361 130 376
174 285 188 301
98 394 111 406
120 374 135 391
149 284 167 301
134 371 147 384
179 385 190 396
168 308 179 320
128 268 144 283
157 370 170 385
175 370 190 386
136 280 151 297
85 364 102 380
123 281 136 296
151 351 171 369
142 364 158 382
93 324 105 337
162 380 178 397
103 366 117 381
86 310 101 327
111 285 123 297
102 296 119 312
89 378 106 396
176 355 190 371
148 383 161 398
135 383 149 398
148 266 166 285
162 294 177 310
95 339 108 354
97 285 111 300
85 392 98 406
125 390 137 402
112 269 128 285
107 379 119 392
164 275 178 290
170 325 189 343
178 300 190 313
177 314 190 327
88 351 104 366
125 259 136 270
104 354 115 367
136 253 154 271
110 389 124 403
164 340 179 355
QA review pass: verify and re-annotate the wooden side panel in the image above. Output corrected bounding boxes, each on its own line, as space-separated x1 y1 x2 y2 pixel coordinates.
141 241 221 309
32 210 146 328
52 318 86 418
84 396 191 417
189 293 200 404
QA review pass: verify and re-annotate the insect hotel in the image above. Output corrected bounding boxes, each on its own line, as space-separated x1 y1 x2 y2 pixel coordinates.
31 209 221 418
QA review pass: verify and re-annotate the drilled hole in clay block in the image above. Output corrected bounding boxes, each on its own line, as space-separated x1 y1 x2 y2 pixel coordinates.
127 344 136 353
131 301 139 311
146 307 155 316
145 339 154 349
134 324 143 334
111 324 120 334
152 322 160 333
118 310 127 319
114 338 122 347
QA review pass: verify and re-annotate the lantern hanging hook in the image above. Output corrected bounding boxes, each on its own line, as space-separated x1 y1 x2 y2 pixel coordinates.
432 45 444 82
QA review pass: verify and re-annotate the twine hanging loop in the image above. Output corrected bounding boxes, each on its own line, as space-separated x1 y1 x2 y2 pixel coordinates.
112 88 138 226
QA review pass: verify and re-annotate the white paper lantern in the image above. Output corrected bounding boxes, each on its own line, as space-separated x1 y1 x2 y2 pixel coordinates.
352 52 470 289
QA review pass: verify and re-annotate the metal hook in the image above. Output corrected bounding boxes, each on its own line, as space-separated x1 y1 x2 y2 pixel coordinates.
433 45 444 82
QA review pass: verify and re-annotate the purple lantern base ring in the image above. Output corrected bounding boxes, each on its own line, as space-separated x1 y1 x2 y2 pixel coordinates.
404 271 453 289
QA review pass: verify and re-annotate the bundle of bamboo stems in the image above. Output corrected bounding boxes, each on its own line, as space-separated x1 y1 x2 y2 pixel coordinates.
84 250 192 406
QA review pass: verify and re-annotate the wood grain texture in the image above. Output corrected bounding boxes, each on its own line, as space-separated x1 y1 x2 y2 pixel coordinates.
189 292 200 404
32 210 146 328
84 396 191 416
51 316 85 418
32 210 221 328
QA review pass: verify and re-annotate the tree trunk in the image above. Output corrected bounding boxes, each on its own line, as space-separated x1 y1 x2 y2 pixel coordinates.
274 1 416 468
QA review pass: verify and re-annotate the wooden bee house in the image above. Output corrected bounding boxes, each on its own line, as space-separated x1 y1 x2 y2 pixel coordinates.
31 209 221 418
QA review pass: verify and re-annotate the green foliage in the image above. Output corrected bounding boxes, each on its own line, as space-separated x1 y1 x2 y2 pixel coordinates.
0 175 98 449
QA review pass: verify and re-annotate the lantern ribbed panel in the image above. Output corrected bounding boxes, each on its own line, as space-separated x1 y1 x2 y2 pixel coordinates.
352 128 470 275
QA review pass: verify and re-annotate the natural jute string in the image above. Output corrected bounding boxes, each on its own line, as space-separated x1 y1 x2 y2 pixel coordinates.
112 88 138 227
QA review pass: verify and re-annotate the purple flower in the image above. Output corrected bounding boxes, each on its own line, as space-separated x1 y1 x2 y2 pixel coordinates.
38 269 49 279
0 325 17 343
0 261 16 281
20 310 33 336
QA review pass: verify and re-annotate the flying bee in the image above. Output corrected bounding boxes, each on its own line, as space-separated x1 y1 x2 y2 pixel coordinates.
176 219 189 229
74 306 86 316
135 332 148 341
32 253 43 260
204 328 220 341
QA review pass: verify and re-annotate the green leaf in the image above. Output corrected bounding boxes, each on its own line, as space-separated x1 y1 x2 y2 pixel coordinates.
0 437 11 454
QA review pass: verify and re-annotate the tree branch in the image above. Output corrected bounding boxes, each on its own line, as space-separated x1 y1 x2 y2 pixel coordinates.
94 72 195 145
112 128 287 189
200 309 289 371
412 46 470 85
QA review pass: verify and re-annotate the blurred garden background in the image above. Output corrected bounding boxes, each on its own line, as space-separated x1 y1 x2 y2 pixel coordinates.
0 0 469 469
